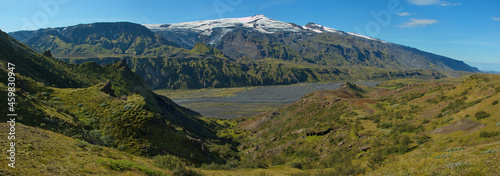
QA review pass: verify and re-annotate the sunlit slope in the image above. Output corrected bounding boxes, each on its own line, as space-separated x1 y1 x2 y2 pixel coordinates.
230 74 499 175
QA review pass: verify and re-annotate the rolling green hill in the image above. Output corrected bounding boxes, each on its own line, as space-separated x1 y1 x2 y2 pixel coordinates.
212 74 500 175
0 123 174 176
0 29 233 167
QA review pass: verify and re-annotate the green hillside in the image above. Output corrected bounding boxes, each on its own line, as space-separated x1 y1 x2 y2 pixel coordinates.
0 29 233 166
0 123 174 176
11 22 183 57
209 74 500 175
59 56 448 90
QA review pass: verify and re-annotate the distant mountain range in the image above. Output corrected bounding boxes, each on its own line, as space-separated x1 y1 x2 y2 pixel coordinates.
482 70 500 74
8 15 479 89
9 22 180 56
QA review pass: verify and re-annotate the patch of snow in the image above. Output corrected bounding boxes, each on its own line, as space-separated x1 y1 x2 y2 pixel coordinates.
345 32 389 43
302 23 339 34
144 15 304 35
143 15 389 44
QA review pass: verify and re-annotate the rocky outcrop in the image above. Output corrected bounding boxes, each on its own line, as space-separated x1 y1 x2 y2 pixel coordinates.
99 81 116 97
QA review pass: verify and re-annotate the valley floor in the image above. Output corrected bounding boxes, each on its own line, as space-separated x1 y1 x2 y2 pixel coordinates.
156 82 380 119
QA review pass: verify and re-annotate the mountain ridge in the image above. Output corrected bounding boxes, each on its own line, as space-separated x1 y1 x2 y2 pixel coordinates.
144 14 386 49
9 22 182 56
143 15 478 72
7 16 479 90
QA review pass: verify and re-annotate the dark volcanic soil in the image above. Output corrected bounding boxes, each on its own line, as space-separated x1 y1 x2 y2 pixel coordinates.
172 82 380 119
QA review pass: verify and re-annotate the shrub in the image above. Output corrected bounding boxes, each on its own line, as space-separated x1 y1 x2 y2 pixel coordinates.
295 148 319 158
496 122 500 127
435 153 452 159
75 139 91 149
445 117 454 123
104 159 134 171
445 147 466 152
288 160 303 169
436 113 443 118
493 100 499 105
479 131 500 138
42 50 52 57
475 111 491 120
441 99 482 115
208 144 236 159
269 155 286 166
445 161 470 169
153 155 185 170
98 158 166 176
422 119 430 124
153 155 203 175
378 122 392 129
368 150 385 169
253 159 269 169
51 97 61 101
123 104 132 110
480 149 497 154
239 158 269 169
100 102 107 107
392 123 423 133
77 103 84 107
416 134 431 145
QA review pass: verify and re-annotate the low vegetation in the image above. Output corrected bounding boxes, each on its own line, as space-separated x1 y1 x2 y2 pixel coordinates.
1 29 499 175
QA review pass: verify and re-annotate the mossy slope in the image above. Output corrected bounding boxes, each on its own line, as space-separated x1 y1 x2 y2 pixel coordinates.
0 29 226 165
228 74 500 175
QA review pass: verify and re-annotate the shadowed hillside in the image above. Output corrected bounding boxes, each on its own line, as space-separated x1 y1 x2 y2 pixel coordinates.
0 29 233 166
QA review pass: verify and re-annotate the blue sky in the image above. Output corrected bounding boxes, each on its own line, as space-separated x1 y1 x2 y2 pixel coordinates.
1 0 499 71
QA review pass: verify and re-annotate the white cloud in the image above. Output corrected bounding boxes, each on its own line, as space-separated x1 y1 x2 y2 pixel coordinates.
493 17 500 21
439 1 462 6
397 12 411 16
407 0 439 5
407 0 461 6
396 18 439 28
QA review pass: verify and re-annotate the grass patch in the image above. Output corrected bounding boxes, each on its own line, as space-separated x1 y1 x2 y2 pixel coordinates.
153 155 204 176
97 158 167 176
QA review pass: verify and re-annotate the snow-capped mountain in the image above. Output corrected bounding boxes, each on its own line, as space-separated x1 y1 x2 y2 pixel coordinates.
8 16 480 74
144 15 382 48
145 15 306 35
139 15 478 73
